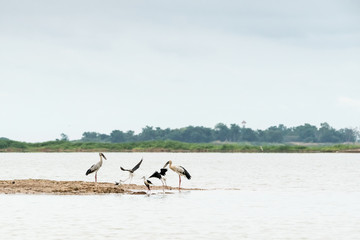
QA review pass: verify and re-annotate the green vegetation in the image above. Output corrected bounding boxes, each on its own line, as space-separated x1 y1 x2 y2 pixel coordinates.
0 139 359 153
79 122 359 144
1 122 359 153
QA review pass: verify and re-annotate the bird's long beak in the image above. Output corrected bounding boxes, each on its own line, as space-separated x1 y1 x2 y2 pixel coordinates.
163 161 169 168
101 153 107 160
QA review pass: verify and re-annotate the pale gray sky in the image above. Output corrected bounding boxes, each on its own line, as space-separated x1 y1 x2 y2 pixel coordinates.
1 0 359 142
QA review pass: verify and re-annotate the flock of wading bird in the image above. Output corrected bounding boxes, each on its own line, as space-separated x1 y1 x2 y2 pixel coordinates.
85 153 191 193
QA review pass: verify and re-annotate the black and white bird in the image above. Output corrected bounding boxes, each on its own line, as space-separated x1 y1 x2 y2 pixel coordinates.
149 168 168 187
120 158 143 184
86 153 107 183
164 160 191 190
141 176 153 193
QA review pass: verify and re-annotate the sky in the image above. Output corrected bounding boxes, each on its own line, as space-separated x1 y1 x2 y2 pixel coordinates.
0 0 359 142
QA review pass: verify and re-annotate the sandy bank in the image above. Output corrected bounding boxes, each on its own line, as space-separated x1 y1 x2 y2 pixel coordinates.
0 179 203 195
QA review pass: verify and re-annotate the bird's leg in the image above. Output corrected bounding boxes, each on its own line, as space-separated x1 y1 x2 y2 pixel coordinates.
95 172 97 183
122 176 130 183
178 175 181 190
161 179 165 193
129 174 133 184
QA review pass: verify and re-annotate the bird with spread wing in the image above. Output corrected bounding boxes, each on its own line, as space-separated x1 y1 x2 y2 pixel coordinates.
117 158 143 184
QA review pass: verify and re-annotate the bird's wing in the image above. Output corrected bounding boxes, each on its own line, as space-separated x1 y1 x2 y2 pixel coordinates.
131 158 143 172
120 167 131 172
149 171 161 179
160 168 168 176
180 166 191 180
86 164 96 175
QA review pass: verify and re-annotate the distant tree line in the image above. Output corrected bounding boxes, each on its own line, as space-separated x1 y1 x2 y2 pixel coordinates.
78 122 359 144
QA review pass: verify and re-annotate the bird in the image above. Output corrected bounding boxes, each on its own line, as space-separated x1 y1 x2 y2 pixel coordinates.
141 176 153 194
149 167 168 188
86 153 107 183
163 160 191 190
120 158 143 184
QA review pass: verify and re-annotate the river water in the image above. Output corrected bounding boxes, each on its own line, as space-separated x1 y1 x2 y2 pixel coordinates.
1 153 360 239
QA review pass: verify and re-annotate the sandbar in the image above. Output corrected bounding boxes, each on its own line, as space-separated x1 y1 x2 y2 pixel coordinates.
0 179 203 195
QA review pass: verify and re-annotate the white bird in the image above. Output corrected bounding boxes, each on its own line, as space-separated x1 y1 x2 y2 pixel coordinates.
86 153 107 182
164 160 191 190
120 158 143 184
141 176 153 194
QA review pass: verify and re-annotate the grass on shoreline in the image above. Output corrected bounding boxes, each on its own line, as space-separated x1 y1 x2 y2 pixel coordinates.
0 139 359 153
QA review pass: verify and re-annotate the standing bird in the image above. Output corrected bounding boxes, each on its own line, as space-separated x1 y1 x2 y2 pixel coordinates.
86 153 107 183
120 158 143 184
141 176 153 194
149 168 168 188
164 160 191 190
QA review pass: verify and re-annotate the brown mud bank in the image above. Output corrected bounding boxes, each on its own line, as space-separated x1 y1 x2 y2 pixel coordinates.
0 179 204 195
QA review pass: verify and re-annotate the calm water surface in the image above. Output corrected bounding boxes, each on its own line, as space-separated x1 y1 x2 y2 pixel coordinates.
1 153 360 239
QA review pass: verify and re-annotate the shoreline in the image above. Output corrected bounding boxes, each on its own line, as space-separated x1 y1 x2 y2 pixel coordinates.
1 139 360 153
1 149 359 153
0 179 203 195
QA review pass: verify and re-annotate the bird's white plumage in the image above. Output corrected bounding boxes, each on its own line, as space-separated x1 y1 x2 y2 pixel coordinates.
171 165 186 176
89 161 102 173
164 160 191 190
86 153 106 182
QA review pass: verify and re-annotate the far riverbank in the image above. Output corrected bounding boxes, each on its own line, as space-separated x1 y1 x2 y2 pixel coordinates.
0 139 359 153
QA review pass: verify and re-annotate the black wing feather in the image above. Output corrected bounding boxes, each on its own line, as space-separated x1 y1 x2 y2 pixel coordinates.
120 167 131 172
160 168 168 176
86 164 95 175
131 158 143 172
149 171 162 179
180 166 191 180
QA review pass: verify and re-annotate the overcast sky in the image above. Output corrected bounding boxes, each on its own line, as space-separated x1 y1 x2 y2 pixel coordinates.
1 0 359 142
